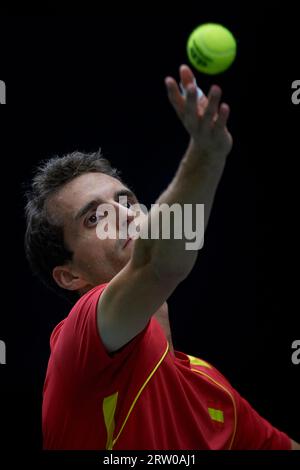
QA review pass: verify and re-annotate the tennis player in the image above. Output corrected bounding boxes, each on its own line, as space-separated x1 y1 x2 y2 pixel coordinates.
25 65 299 450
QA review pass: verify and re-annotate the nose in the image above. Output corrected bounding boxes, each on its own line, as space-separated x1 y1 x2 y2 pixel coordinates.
116 203 136 235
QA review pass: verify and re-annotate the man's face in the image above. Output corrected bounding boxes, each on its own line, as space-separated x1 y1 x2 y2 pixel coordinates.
48 172 140 290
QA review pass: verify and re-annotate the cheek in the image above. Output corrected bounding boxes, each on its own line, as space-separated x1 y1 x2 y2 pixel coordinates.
73 230 130 280
72 235 103 269
79 236 119 268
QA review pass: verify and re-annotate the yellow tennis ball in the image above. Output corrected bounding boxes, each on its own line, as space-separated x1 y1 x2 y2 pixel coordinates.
187 23 237 74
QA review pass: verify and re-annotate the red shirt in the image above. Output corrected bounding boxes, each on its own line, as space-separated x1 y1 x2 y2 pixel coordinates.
42 284 291 450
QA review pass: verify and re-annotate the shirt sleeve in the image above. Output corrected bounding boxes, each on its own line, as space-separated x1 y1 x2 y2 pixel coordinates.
231 389 292 450
50 283 151 384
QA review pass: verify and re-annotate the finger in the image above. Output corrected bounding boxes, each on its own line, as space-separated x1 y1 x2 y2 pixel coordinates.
203 85 222 125
180 64 196 89
179 64 207 110
197 95 209 117
185 83 198 118
214 103 230 129
165 77 185 117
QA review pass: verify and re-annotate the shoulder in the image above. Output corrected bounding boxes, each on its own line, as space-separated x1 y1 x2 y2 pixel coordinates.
49 283 107 350
187 354 234 390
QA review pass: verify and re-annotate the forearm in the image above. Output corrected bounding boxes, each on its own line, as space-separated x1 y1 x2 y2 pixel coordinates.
131 65 232 280
132 139 227 280
158 138 226 226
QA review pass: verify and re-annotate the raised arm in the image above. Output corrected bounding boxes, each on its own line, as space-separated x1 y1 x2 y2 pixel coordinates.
97 64 232 353
291 439 300 450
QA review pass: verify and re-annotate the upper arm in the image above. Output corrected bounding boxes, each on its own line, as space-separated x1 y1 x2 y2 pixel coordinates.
231 391 292 450
97 253 182 353
291 439 300 450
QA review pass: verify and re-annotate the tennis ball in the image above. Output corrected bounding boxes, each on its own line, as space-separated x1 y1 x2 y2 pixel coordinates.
187 23 237 74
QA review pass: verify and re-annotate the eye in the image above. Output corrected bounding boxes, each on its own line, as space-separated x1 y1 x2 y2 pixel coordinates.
120 199 135 209
86 213 98 227
85 212 104 228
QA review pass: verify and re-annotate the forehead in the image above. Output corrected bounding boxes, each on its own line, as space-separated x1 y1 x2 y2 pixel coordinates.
48 172 126 218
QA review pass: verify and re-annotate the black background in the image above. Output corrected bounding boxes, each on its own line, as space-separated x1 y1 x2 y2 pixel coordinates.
0 6 299 462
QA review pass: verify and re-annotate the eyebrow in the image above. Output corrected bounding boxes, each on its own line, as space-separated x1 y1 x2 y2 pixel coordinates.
74 188 138 221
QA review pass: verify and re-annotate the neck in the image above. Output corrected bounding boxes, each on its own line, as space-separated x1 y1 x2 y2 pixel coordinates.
153 302 174 354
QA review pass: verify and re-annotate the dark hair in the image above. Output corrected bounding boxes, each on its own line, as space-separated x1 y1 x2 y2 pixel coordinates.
24 148 122 302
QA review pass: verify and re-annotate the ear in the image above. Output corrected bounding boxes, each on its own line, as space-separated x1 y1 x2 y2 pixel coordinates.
52 265 87 292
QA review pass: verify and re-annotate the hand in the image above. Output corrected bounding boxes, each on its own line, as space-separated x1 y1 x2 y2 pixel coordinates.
165 64 233 161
